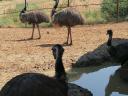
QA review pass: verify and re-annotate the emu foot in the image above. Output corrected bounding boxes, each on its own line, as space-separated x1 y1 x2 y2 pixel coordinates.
63 41 68 45
69 42 72 46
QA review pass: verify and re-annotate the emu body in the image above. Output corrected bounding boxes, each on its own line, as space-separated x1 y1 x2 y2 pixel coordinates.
19 0 49 39
0 73 66 96
51 0 84 45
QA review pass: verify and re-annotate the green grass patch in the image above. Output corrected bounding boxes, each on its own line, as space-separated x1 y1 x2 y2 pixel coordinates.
0 3 50 27
0 0 12 1
101 0 128 21
84 10 106 24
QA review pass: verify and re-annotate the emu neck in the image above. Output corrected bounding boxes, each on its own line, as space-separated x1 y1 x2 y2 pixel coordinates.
54 50 68 96
107 35 117 57
20 0 27 16
67 0 70 7
54 0 59 9
55 56 66 81
51 0 59 17
107 35 112 46
21 0 27 13
20 9 26 17
25 0 27 10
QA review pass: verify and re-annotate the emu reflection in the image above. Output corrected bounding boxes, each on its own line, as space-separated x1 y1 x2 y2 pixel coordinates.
70 65 128 96
105 69 128 96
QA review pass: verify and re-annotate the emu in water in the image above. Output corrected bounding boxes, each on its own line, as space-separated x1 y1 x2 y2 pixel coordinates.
51 0 84 45
0 44 68 96
19 0 49 39
106 29 128 65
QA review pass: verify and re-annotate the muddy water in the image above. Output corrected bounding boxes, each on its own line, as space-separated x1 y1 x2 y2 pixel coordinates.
68 65 128 96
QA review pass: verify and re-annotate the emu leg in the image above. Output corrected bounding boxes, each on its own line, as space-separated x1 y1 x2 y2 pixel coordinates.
69 27 72 45
36 24 41 39
63 27 70 45
31 24 35 39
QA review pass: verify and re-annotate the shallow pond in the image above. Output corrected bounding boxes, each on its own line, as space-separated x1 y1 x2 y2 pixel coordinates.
68 65 128 96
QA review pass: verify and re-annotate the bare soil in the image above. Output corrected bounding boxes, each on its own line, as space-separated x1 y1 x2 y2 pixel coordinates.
0 22 128 88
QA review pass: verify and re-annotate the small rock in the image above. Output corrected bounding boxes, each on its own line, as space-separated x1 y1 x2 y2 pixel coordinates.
47 31 49 34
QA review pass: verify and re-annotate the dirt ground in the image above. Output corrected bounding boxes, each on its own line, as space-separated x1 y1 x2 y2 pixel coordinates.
0 22 128 88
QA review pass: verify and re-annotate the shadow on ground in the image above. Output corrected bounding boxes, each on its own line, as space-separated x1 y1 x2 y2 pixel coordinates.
5 38 39 42
37 43 71 48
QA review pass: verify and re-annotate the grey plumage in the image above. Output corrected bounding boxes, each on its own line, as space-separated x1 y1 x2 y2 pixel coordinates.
51 0 84 45
0 44 68 96
19 0 49 39
20 11 49 24
52 8 84 27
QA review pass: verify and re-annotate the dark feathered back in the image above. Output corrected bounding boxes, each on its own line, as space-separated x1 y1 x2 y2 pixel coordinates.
52 8 84 27
0 73 67 96
107 46 117 57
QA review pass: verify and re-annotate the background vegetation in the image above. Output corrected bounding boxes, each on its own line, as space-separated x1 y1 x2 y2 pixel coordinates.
0 0 127 27
0 3 49 27
101 0 128 21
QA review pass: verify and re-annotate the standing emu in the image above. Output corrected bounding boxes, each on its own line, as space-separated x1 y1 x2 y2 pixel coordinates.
0 44 68 96
106 29 128 65
19 0 49 39
51 0 84 45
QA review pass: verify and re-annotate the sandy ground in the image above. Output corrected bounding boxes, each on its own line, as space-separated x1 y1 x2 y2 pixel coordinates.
0 22 128 88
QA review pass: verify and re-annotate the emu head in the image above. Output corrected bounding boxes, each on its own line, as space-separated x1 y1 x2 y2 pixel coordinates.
106 29 113 47
52 44 64 59
20 8 26 15
107 29 113 36
20 0 28 14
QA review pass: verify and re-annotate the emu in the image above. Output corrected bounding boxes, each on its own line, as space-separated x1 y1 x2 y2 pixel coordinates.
51 0 84 45
19 0 49 39
0 44 68 96
106 29 128 65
